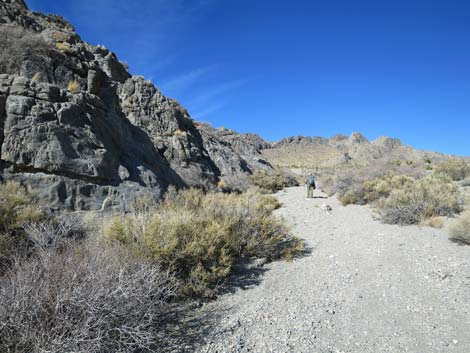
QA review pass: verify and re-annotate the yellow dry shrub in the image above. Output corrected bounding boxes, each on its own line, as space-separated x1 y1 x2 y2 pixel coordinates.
67 80 79 93
379 174 463 224
249 169 299 193
31 72 41 82
434 159 470 181
0 182 44 268
449 210 470 244
101 188 299 296
362 172 414 203
0 182 43 233
55 41 72 54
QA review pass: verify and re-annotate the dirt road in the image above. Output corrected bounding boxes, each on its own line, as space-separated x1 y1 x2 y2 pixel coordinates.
195 186 470 353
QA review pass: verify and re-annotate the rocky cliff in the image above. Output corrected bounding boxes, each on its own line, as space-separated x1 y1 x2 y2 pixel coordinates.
0 0 272 210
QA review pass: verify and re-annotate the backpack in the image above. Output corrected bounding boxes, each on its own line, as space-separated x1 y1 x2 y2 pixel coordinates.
307 175 316 187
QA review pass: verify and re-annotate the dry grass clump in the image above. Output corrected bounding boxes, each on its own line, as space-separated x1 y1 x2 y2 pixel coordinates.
0 240 175 353
0 26 49 74
449 210 470 244
340 172 415 206
0 182 44 270
67 80 80 93
102 188 301 296
249 169 299 193
434 158 470 181
55 41 72 54
0 182 43 233
378 175 463 224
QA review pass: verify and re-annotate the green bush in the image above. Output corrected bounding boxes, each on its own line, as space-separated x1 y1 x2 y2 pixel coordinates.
449 210 470 244
378 175 463 224
102 188 301 296
434 159 470 181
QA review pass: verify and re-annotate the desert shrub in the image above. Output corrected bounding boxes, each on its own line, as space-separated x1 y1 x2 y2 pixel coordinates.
217 174 251 193
0 26 49 74
55 41 72 54
449 210 470 244
0 240 176 353
0 182 44 269
0 182 43 233
250 169 299 193
378 175 463 224
460 178 470 187
434 159 470 181
339 172 416 206
362 173 415 203
339 188 365 206
102 188 300 296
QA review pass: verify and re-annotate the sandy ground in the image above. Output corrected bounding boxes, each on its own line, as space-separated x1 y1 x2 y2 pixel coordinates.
194 186 470 353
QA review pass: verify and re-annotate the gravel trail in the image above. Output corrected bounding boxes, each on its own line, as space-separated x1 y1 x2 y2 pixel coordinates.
195 186 470 353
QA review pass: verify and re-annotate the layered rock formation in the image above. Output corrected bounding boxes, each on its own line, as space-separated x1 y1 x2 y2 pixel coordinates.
0 0 272 210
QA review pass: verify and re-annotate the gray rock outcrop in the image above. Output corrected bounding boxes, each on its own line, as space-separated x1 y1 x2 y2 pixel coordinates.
0 0 273 210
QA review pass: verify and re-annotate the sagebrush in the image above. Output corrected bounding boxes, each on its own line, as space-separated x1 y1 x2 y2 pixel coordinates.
249 169 299 193
378 174 463 224
0 241 176 353
102 188 301 296
449 210 470 244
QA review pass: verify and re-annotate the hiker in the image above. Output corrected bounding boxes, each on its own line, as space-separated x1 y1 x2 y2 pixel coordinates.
305 173 316 198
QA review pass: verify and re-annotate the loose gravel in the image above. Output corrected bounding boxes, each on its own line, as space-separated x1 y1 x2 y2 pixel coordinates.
195 186 470 353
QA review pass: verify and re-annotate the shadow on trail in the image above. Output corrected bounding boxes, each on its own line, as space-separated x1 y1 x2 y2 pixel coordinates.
158 243 313 351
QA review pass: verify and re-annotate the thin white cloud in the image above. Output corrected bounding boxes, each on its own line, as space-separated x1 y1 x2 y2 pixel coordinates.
187 78 249 107
192 102 226 120
160 65 218 92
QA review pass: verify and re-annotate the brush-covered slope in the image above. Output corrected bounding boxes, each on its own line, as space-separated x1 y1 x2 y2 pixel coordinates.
262 132 451 171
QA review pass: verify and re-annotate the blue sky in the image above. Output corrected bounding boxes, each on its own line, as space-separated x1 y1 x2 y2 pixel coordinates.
26 0 470 155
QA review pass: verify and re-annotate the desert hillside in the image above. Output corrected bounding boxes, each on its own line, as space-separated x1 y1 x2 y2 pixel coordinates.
0 1 470 353
261 132 450 171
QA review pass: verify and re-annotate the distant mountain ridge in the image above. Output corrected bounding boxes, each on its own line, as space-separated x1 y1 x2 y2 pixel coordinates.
261 132 451 170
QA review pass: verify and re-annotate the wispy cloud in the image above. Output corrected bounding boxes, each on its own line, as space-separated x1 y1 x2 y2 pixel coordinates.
159 65 218 92
192 102 227 120
187 78 249 107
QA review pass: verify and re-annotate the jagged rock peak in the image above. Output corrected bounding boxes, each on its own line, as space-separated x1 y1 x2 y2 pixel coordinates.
372 136 402 149
347 132 368 144
329 134 347 142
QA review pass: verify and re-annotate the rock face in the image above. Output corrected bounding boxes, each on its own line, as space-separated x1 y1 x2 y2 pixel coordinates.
0 0 272 210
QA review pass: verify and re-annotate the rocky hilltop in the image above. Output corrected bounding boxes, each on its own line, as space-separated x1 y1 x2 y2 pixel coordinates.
0 0 271 210
261 132 449 170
